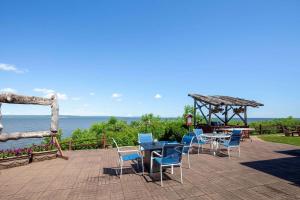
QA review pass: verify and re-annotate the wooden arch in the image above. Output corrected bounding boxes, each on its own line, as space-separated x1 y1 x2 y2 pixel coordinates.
0 93 67 159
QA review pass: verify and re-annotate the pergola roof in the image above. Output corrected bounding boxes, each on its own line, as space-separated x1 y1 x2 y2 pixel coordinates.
188 93 264 107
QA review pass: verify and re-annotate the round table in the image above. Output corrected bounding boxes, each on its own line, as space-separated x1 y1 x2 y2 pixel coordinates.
202 133 231 156
216 128 255 141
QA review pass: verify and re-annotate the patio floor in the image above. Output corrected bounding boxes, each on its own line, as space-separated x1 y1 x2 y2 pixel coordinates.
0 138 300 200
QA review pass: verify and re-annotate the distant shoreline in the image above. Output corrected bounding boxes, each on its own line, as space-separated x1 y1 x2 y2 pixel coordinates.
2 115 299 120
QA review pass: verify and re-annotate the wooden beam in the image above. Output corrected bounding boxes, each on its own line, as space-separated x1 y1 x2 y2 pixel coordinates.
0 131 53 142
53 136 68 160
200 103 225 124
230 106 246 124
195 101 208 124
0 93 52 105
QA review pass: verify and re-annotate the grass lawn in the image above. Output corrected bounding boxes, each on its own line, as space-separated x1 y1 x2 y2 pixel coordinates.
258 134 300 146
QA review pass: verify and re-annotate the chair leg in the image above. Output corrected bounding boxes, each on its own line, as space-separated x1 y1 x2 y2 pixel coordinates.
227 148 230 158
120 160 123 178
141 157 144 175
171 166 174 174
187 153 191 169
160 165 163 187
180 164 183 184
238 146 241 157
150 156 153 175
198 144 200 155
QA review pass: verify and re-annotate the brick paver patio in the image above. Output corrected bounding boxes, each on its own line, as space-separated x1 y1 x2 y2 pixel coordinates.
0 138 299 200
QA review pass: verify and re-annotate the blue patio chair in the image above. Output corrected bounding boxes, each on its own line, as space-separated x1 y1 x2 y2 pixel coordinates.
138 133 153 151
181 135 194 168
219 130 242 157
190 128 210 154
150 143 184 187
112 138 144 177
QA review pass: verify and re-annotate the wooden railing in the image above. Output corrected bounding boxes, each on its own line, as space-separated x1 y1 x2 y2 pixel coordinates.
60 138 109 150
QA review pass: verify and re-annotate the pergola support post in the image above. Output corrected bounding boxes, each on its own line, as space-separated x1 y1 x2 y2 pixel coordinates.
193 99 197 127
244 106 248 126
208 105 212 126
224 106 228 125
0 103 3 134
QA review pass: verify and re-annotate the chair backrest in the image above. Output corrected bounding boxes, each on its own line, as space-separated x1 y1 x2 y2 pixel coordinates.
193 128 204 137
138 133 153 143
229 130 242 146
161 144 184 164
181 135 194 154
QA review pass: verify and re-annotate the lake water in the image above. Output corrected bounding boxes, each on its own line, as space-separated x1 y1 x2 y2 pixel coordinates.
0 115 275 150
0 115 139 150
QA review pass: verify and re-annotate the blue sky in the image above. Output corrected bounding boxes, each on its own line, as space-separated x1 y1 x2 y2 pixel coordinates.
0 0 299 117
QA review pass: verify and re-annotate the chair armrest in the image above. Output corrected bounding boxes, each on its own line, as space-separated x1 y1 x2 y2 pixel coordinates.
118 149 140 153
118 146 137 149
151 150 162 158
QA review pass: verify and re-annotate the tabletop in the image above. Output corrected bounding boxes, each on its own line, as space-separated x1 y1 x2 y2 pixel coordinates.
217 128 255 131
202 133 231 139
140 141 178 151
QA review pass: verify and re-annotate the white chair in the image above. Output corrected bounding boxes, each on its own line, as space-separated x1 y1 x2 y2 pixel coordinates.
112 138 144 177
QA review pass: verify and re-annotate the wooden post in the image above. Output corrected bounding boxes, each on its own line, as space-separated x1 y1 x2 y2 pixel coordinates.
224 106 228 125
50 94 68 160
50 95 59 133
101 133 107 148
244 106 248 126
0 103 3 134
259 124 262 135
193 99 197 127
69 140 72 151
208 104 212 126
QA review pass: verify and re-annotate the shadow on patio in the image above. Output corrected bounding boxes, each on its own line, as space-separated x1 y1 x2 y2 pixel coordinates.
241 149 300 186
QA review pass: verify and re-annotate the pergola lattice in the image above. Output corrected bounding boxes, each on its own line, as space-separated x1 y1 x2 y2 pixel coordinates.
189 93 264 126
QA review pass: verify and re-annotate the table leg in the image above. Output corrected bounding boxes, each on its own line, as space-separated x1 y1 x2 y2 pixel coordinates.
143 150 161 173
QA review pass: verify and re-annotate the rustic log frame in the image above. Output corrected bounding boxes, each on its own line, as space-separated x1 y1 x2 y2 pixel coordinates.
0 93 67 160
189 93 263 126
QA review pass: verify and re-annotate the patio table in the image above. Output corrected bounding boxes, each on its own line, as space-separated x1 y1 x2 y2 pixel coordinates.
140 141 178 173
202 133 231 156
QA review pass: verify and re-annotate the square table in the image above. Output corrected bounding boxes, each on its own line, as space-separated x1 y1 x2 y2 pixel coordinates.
140 141 178 172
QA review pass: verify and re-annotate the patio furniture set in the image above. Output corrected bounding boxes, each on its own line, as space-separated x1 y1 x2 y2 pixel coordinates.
112 129 242 186
282 126 300 137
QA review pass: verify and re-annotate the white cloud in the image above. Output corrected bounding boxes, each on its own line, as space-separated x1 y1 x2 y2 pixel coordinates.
33 88 68 100
71 97 81 101
154 94 162 99
112 93 122 98
0 63 25 73
112 93 122 102
89 92 95 96
0 88 17 94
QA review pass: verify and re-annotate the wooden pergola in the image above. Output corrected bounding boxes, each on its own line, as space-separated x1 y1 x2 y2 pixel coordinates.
189 93 264 126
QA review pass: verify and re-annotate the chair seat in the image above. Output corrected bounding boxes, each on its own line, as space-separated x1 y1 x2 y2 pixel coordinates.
196 140 207 145
154 157 180 166
121 153 142 161
221 141 239 148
